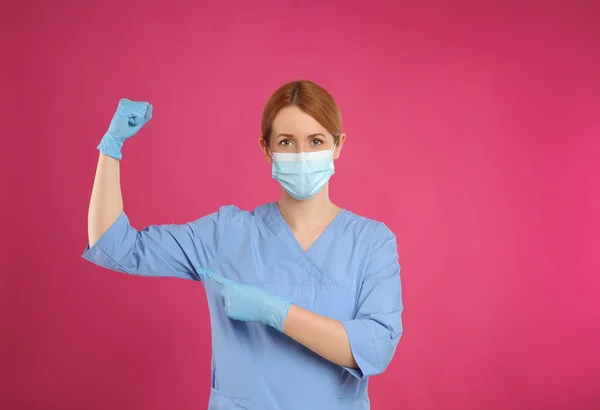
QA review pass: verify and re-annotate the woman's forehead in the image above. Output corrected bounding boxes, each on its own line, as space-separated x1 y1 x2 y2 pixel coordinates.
272 106 327 135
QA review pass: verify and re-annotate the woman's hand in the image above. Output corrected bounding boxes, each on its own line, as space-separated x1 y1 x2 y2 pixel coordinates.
97 98 153 160
203 271 291 333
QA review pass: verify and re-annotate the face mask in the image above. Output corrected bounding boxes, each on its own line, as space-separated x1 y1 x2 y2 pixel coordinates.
270 147 336 201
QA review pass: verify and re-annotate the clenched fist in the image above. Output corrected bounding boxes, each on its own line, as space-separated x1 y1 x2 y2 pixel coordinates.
97 98 153 160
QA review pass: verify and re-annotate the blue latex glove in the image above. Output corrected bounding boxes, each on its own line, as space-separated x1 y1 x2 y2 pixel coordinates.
97 98 153 159
198 269 291 332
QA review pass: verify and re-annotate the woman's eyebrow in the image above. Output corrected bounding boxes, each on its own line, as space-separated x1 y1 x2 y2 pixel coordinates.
275 133 326 138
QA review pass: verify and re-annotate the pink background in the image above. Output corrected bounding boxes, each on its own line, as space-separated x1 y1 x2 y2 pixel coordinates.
2 1 599 409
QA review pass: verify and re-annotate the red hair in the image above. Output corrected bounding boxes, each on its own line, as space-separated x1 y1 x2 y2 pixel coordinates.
261 80 342 145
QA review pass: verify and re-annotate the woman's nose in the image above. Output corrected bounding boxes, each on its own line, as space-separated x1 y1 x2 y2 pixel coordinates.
294 143 309 153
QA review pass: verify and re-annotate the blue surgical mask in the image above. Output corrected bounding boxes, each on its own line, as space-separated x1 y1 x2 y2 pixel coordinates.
270 147 336 201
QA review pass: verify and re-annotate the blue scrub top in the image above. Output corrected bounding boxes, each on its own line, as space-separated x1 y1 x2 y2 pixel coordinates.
83 202 403 410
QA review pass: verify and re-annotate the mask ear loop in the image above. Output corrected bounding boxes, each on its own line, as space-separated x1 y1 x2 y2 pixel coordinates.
264 137 274 162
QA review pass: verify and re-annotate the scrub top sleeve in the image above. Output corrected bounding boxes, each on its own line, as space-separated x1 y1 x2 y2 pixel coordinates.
82 205 232 280
341 223 403 379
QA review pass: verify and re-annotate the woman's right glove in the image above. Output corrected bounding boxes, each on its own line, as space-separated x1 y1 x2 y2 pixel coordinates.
97 98 153 160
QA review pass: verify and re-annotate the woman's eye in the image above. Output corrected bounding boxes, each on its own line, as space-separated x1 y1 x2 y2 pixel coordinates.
311 139 324 146
279 140 293 147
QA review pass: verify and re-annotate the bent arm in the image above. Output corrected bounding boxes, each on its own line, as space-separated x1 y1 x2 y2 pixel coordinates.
84 155 232 280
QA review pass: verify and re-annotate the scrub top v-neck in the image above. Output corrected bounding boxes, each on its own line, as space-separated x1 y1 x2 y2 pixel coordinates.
272 202 346 253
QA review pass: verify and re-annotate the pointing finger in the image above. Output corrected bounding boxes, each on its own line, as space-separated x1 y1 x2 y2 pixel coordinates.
196 268 235 286
210 274 236 287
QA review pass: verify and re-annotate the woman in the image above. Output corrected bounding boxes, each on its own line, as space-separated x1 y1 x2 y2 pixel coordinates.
83 80 403 409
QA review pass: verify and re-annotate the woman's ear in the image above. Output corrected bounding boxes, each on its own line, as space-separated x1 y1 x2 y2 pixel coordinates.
259 137 272 163
334 133 347 160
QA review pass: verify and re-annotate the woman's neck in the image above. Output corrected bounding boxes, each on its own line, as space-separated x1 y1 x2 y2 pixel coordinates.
277 185 341 232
